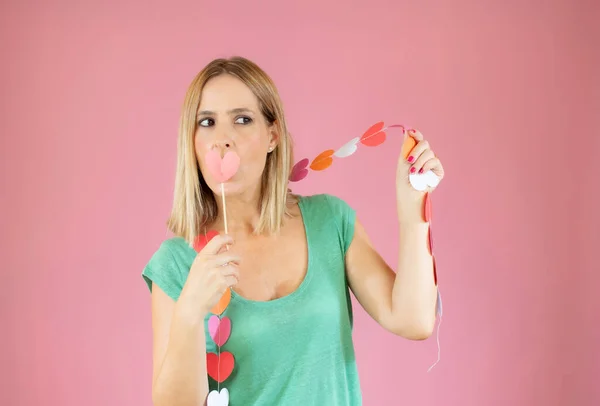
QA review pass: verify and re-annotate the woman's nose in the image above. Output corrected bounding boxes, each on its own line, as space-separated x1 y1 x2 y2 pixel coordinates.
213 140 231 149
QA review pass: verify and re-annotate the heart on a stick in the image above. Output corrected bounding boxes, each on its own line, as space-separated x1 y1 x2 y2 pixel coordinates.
205 149 240 183
207 388 229 406
207 352 235 383
208 315 231 346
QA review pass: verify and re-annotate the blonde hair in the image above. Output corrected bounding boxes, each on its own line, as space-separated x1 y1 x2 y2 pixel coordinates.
166 56 297 243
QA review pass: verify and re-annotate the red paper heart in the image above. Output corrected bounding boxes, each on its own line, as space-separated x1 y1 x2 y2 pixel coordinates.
432 256 438 286
289 158 309 182
193 229 219 252
206 352 235 383
360 121 387 147
428 226 434 255
424 192 432 223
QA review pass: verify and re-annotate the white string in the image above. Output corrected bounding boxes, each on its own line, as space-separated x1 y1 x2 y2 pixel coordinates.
427 289 443 372
217 182 228 392
427 315 442 372
217 315 222 392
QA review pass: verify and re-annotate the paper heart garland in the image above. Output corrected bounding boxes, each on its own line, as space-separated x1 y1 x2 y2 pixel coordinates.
290 122 440 192
207 388 229 406
207 352 235 383
205 149 240 183
193 230 235 390
209 315 232 346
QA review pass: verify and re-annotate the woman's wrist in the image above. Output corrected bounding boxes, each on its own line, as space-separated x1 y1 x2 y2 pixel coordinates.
174 295 208 327
397 198 428 225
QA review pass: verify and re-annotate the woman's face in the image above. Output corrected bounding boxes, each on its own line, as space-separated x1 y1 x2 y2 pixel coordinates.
195 74 277 197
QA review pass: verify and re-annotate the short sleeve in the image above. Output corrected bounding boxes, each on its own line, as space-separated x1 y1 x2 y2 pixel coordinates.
141 239 187 302
324 194 357 256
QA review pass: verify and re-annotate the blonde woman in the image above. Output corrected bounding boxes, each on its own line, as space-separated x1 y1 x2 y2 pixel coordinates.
142 56 445 406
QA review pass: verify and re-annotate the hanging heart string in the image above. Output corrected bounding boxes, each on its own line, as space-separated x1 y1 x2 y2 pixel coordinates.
201 148 241 406
290 122 444 371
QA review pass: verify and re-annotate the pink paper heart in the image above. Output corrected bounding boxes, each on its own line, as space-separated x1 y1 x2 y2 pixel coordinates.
208 315 231 346
205 149 240 183
289 158 309 182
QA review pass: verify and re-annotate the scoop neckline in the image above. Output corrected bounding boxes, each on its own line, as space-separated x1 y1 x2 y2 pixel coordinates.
229 195 313 308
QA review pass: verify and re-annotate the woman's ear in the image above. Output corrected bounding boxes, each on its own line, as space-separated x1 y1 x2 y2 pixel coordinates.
268 122 279 151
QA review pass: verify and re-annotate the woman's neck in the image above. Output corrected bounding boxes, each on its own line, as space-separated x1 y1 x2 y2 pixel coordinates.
213 186 262 235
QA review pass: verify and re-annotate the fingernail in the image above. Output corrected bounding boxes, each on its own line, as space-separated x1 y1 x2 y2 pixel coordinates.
407 156 414 163
410 167 416 173
418 168 424 174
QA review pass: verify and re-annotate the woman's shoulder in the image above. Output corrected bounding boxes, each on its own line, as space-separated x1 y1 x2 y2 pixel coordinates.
143 236 196 274
296 193 356 254
295 193 355 214
141 236 195 300
149 236 192 259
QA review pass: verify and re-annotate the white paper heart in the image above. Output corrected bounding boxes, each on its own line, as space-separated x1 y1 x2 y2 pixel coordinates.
334 137 360 158
409 170 440 191
207 388 229 406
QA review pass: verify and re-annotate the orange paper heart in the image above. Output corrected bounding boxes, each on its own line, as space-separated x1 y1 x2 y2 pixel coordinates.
207 351 235 383
310 149 334 171
211 288 231 315
401 134 417 159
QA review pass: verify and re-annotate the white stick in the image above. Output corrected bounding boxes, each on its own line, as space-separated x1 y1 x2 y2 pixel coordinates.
221 183 228 235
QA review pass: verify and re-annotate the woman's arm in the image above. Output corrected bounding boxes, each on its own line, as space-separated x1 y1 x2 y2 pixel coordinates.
345 129 443 339
345 216 437 340
150 284 209 406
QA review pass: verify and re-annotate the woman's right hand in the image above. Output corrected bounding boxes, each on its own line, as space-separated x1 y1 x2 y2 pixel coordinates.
178 234 240 321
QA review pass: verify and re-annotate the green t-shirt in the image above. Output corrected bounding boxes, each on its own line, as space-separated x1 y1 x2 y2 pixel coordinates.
142 194 361 405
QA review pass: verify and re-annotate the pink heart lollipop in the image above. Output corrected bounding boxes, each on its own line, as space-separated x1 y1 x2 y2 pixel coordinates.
205 149 240 183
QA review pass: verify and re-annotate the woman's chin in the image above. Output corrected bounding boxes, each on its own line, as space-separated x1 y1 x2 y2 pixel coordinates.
211 180 243 196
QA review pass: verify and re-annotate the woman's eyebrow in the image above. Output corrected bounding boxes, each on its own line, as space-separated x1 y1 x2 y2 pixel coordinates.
196 107 255 117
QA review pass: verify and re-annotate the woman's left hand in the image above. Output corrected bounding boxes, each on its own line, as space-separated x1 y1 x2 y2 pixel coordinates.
395 129 445 222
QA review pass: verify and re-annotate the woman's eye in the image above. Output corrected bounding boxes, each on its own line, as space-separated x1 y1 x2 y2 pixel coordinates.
198 118 214 127
235 116 252 125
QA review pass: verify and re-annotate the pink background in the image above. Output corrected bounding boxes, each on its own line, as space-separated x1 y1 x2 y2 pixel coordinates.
2 0 599 405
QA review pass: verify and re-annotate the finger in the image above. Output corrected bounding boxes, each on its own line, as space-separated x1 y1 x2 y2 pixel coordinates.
406 138 430 165
202 233 234 255
219 264 240 279
206 253 242 268
411 149 435 174
223 275 239 287
407 128 424 142
421 157 444 177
